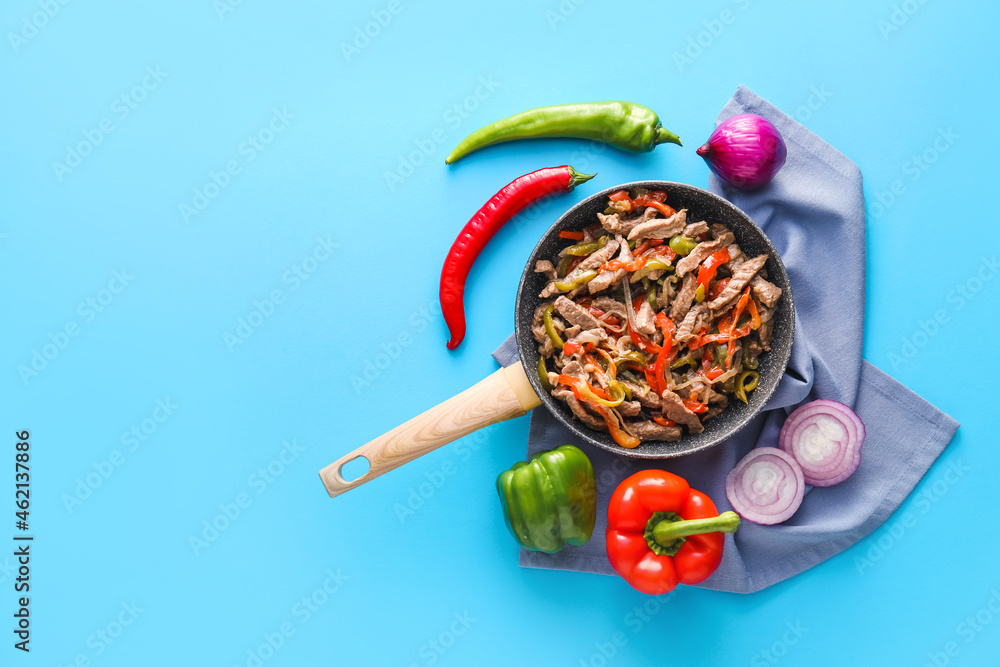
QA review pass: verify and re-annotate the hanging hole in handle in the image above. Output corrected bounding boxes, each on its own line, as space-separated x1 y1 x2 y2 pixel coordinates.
339 455 370 482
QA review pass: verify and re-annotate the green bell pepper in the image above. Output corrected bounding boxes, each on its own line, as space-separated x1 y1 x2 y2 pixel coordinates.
496 445 597 553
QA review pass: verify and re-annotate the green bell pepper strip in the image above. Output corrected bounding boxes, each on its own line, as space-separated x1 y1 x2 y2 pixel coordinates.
537 356 553 391
630 258 672 283
555 269 597 291
556 256 573 279
446 101 681 164
734 370 759 403
669 235 697 256
496 445 597 553
671 355 696 370
543 305 564 349
565 236 608 256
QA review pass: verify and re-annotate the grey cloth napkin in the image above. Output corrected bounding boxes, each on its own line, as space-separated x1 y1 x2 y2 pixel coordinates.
491 85 959 594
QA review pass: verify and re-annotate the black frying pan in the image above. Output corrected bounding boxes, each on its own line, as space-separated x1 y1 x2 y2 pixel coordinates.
319 181 794 497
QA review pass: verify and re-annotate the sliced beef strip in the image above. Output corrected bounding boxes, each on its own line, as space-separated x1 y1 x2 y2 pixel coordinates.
618 400 642 417
592 297 627 319
560 359 588 381
531 304 554 347
675 237 726 276
751 276 782 308
634 297 657 335
534 260 557 281
703 403 726 421
587 236 633 294
683 220 709 238
629 421 682 442
669 273 698 322
621 380 661 409
597 210 653 237
676 303 712 342
710 224 736 247
660 389 705 434
554 296 602 330
552 386 605 431
563 325 581 339
539 281 561 298
759 319 774 351
576 237 621 272
707 254 768 311
626 209 687 241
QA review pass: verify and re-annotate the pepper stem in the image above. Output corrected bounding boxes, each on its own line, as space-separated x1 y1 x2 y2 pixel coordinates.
655 126 683 147
566 166 596 190
644 511 740 556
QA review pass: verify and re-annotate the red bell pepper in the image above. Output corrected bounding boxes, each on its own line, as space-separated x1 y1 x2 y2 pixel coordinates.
632 190 667 207
697 249 731 292
606 470 740 595
643 200 677 218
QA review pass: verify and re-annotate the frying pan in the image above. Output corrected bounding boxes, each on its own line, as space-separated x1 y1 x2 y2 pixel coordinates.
319 181 794 498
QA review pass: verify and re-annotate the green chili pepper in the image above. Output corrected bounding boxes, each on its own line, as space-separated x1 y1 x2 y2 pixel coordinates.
735 371 760 403
616 351 649 367
445 101 681 164
556 256 573 279
646 284 658 310
630 258 672 283
537 356 553 391
713 344 728 368
695 284 706 303
722 376 736 394
669 235 698 256
565 236 608 256
543 305 564 349
555 270 597 291
671 355 696 370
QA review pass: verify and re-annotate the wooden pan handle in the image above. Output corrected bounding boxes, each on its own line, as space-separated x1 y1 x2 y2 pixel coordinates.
319 364 541 498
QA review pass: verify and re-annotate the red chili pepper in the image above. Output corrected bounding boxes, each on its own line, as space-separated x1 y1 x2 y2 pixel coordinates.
652 416 677 427
441 166 595 349
697 249 731 292
559 230 586 240
643 200 677 218
606 470 740 595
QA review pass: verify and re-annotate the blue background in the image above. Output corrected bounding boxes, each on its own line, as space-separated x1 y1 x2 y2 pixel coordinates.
3 0 997 665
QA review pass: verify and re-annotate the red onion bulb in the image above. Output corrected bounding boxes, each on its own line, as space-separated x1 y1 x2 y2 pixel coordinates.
697 114 787 190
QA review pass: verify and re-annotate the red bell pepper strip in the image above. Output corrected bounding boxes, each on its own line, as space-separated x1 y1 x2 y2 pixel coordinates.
597 405 641 449
563 341 582 356
608 190 633 213
684 397 708 413
708 277 730 301
651 313 676 395
632 190 667 207
643 200 677 218
440 165 595 349
697 249 731 292
606 470 740 595
652 416 677 427
558 230 586 240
